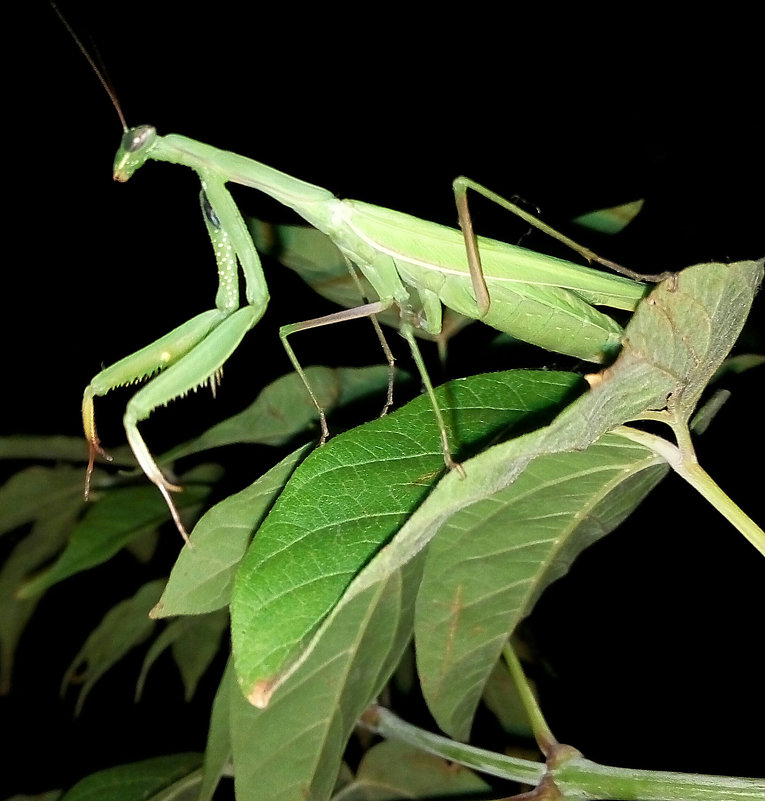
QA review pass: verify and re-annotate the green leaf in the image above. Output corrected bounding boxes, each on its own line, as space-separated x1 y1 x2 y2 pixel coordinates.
711 352 765 382
62 580 165 715
152 445 310 618
0 502 80 693
332 740 490 800
19 469 213 599
620 259 764 426
416 432 668 739
0 435 89 462
164 366 396 460
135 610 227 701
60 753 202 801
0 465 83 538
198 660 234 801
231 370 582 704
572 199 645 234
481 656 535 739
230 556 423 801
171 611 227 701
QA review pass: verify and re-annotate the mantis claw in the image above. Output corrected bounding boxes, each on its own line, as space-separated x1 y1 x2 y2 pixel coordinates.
445 453 466 479
156 483 192 545
84 439 113 501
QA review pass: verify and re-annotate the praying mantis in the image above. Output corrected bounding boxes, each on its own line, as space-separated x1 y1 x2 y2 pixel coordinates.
83 122 657 541
68 14 663 542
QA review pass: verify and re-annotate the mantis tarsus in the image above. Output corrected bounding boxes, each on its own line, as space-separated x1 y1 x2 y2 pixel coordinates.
68 15 666 541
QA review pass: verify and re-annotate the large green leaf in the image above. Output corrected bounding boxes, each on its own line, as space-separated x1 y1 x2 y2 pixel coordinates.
230 555 424 801
415 433 667 739
231 370 582 704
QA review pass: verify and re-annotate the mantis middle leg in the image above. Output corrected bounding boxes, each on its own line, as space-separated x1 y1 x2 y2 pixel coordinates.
279 298 464 476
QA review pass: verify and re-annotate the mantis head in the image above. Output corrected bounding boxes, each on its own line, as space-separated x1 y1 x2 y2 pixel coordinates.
113 125 158 182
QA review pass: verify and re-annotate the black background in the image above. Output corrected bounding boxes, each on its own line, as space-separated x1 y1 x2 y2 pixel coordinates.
3 3 763 797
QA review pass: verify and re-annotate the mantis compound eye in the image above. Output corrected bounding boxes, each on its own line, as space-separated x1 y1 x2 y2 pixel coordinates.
121 125 157 153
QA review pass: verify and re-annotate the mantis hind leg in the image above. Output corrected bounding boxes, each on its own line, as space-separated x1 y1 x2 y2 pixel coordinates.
452 177 674 305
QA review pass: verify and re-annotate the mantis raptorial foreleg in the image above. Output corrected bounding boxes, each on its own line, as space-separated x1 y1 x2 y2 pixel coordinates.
83 179 268 542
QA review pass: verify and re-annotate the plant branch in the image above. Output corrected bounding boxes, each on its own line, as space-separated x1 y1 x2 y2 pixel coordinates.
360 704 545 786
615 425 765 557
362 705 765 800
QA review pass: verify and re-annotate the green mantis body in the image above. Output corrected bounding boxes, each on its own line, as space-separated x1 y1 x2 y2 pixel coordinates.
84 124 649 540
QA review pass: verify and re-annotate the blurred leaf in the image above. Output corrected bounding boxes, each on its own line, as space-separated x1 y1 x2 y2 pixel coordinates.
0 501 80 693
171 611 227 701
18 467 213 600
62 580 165 715
164 366 397 461
60 753 202 801
0 436 89 462
332 740 489 800
572 199 645 234
152 445 310 618
135 610 227 701
197 660 234 801
0 466 83 538
711 352 764 382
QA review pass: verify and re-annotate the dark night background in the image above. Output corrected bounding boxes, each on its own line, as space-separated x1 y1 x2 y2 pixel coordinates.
3 3 763 797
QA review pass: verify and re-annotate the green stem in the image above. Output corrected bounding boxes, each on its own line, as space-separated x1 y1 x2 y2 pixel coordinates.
556 757 765 801
616 426 765 557
361 705 545 785
363 706 765 801
502 643 558 755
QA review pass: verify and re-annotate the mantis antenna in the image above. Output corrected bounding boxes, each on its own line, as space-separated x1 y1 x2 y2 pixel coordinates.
51 3 127 131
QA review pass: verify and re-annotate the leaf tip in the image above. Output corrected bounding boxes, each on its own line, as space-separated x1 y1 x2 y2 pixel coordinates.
247 677 276 708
